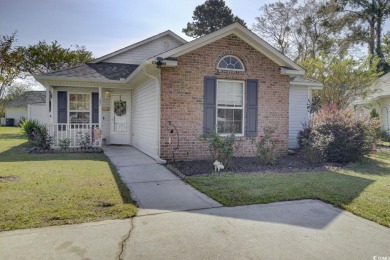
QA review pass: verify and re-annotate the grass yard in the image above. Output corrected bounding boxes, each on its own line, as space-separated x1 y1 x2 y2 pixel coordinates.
186 152 390 228
0 127 136 231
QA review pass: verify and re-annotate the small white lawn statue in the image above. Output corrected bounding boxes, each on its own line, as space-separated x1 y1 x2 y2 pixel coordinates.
213 160 225 172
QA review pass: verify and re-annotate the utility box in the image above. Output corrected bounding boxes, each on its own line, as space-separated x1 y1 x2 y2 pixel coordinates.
0 117 5 126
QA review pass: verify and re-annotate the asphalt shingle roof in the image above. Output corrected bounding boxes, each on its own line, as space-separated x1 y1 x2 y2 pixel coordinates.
6 91 46 108
44 62 139 81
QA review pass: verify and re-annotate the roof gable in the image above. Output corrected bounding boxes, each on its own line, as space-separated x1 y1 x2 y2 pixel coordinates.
92 31 187 64
148 23 304 73
6 91 46 108
369 72 390 98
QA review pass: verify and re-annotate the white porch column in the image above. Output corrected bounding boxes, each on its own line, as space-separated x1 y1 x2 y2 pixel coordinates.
45 84 50 125
99 87 102 147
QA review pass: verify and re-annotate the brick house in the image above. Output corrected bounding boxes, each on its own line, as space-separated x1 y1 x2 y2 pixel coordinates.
35 23 322 162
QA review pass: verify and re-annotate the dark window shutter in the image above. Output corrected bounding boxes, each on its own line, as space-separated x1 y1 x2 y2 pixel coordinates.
246 79 258 137
203 77 217 137
58 91 67 123
92 92 99 124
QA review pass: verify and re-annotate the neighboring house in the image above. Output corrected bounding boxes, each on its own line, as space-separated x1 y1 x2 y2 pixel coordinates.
5 91 46 125
34 23 321 161
354 72 390 132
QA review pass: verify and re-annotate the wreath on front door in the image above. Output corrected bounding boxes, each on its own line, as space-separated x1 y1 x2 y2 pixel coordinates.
114 100 126 116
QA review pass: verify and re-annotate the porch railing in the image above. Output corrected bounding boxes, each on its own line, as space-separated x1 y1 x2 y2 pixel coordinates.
48 123 101 147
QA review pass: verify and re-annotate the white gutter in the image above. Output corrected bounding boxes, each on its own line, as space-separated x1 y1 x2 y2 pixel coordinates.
142 65 166 164
34 75 126 84
281 67 305 76
290 82 323 89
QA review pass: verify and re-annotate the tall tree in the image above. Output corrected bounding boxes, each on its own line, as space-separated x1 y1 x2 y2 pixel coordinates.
0 32 22 100
18 41 93 74
253 0 349 61
0 82 31 117
183 0 246 38
301 53 382 109
335 0 390 72
252 0 297 56
383 31 390 65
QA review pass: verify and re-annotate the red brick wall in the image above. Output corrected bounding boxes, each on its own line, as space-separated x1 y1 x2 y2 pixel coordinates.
160 34 290 161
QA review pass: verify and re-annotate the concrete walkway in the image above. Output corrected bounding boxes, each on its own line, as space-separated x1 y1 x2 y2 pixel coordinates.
103 146 222 215
1 146 390 259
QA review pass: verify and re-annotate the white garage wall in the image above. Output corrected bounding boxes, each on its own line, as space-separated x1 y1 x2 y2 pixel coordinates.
131 78 158 158
5 107 27 125
380 98 390 133
288 86 310 149
28 103 47 124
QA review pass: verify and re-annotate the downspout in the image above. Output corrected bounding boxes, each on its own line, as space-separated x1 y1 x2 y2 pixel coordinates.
142 64 166 163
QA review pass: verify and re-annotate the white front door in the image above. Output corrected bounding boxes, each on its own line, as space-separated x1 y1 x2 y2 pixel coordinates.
110 94 130 144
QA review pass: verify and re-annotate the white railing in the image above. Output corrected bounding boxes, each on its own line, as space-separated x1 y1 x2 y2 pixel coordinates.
48 123 101 147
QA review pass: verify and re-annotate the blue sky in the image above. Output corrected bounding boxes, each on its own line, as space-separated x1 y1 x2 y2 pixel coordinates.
1 0 389 58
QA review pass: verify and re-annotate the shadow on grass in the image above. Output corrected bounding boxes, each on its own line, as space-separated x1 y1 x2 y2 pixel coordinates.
0 133 26 139
0 139 134 206
345 153 390 176
185 169 375 229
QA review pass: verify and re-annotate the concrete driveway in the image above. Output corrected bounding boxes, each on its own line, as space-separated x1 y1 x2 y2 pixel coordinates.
1 146 389 259
1 200 389 260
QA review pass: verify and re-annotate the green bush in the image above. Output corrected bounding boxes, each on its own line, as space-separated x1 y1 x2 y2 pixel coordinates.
31 126 53 149
379 129 390 142
20 119 41 140
77 131 93 149
58 138 71 150
18 117 26 126
199 129 236 168
298 104 379 163
20 119 53 149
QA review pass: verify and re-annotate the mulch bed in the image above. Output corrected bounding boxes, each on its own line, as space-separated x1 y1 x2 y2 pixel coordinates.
168 151 341 177
28 147 104 154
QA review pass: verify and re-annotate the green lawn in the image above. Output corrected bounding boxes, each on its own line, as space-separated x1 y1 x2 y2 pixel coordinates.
0 127 136 231
186 152 390 228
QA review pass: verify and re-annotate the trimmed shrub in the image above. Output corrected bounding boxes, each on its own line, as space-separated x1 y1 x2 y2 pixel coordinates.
298 104 379 163
58 138 71 150
199 129 236 168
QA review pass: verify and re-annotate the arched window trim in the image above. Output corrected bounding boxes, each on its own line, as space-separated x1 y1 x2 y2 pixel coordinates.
217 55 245 71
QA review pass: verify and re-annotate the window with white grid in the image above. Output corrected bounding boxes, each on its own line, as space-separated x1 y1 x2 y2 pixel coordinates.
216 80 244 135
69 93 91 124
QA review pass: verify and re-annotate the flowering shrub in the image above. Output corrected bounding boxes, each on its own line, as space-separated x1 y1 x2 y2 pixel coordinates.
198 129 237 168
298 104 379 163
251 126 280 165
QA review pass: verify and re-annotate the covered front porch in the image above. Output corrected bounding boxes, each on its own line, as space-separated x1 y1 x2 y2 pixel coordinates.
45 84 132 148
34 61 163 161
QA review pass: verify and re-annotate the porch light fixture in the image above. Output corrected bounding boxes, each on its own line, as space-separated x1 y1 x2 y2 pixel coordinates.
104 91 110 100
